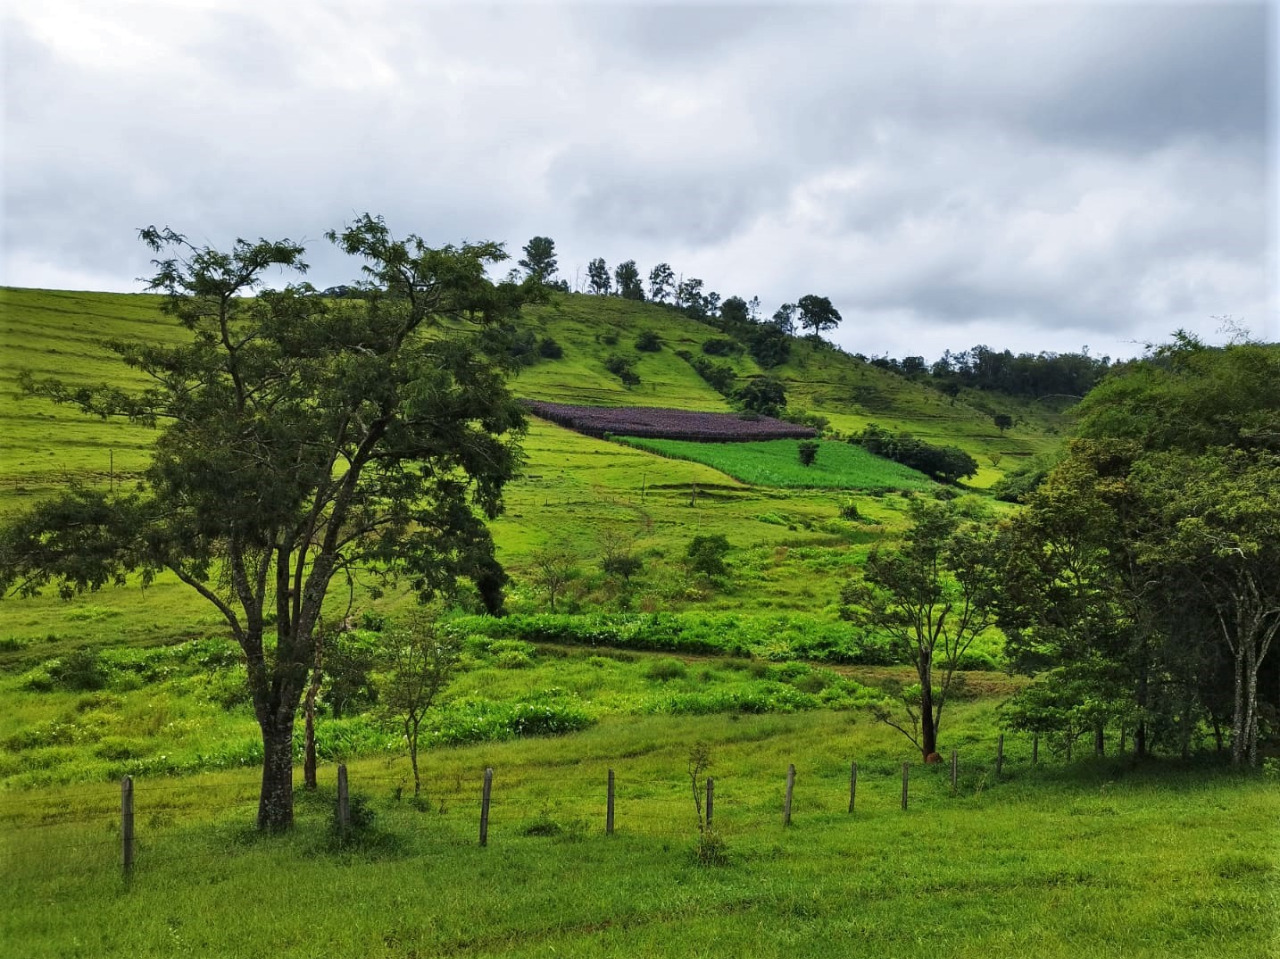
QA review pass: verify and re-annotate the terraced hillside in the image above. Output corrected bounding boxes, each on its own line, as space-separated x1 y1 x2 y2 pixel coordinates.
0 285 1060 644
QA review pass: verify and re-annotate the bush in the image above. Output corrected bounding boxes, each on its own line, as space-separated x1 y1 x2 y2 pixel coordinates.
736 377 787 417
603 355 640 387
494 650 534 669
854 424 977 484
644 657 688 681
634 330 662 352
701 337 740 356
838 500 861 521
686 535 732 578
537 336 563 359
797 440 820 467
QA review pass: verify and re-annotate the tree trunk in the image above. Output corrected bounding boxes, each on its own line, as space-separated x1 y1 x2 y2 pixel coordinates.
919 678 938 758
258 715 295 831
409 718 421 798
1230 644 1246 765
1094 723 1105 757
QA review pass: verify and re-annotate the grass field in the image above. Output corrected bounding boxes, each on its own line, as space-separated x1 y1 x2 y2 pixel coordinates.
3 699 1276 958
616 437 935 491
5 285 1273 959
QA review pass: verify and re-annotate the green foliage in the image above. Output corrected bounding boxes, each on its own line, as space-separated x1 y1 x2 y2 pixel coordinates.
797 440 820 467
855 424 979 484
614 260 645 301
519 236 558 285
685 535 731 578
736 376 787 416
644 657 688 682
700 337 740 357
634 329 663 352
324 630 379 719
603 355 640 387
796 293 842 336
536 336 563 359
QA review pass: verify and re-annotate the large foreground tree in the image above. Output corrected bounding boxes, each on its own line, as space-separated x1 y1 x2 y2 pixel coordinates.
0 215 532 828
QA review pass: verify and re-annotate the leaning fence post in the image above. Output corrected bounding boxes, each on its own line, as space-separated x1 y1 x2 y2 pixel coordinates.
996 734 1005 776
783 764 796 826
121 775 134 876
337 764 350 839
606 768 615 836
705 777 714 830
479 767 493 847
950 748 958 794
901 762 909 810
848 761 858 814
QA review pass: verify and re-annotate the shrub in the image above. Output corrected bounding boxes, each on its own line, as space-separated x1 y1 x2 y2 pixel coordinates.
494 650 534 669
701 337 740 356
854 424 977 484
634 330 662 352
686 535 732 578
838 500 861 521
603 355 640 387
736 377 787 417
644 657 688 681
797 440 820 467
599 330 619 346
537 336 563 359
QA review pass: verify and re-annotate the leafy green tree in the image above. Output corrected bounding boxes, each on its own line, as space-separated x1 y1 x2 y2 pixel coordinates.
796 294 842 337
797 440 820 467
614 260 645 300
747 323 791 368
0 216 528 829
519 236 558 285
587 257 611 295
529 543 580 612
840 502 1001 759
993 414 1014 433
648 262 675 303
770 303 796 335
686 535 731 578
379 614 461 798
676 277 706 317
719 296 749 326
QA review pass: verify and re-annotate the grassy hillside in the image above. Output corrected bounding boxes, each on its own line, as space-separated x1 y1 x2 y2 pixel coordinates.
1 287 1274 959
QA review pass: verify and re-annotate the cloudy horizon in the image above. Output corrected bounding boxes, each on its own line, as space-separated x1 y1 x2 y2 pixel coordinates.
3 0 1275 363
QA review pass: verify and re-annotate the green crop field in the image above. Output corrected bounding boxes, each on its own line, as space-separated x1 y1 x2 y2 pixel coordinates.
1 285 1274 959
616 437 935 491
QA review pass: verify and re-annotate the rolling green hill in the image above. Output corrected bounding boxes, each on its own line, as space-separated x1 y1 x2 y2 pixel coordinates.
0 285 1063 640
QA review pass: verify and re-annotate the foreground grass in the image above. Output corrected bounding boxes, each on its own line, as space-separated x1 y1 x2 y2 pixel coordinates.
3 708 1276 959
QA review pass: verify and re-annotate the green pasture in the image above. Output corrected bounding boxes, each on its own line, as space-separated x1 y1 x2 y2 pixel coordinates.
3 699 1276 958
615 437 935 491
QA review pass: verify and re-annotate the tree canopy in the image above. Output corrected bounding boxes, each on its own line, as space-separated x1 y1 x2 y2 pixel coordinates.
0 215 535 826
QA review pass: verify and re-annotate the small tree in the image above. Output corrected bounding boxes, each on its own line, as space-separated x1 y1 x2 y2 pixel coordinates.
798 440 820 467
614 260 645 300
993 413 1014 434
587 258 611 295
519 236 558 285
599 527 642 586
840 501 1001 759
380 615 461 798
529 543 580 612
796 294 842 337
686 535 731 578
648 262 675 303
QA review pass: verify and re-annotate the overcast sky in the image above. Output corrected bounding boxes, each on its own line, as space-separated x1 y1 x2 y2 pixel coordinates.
3 1 1275 361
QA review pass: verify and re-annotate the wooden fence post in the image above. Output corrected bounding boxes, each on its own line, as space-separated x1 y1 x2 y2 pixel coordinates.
1032 734 1039 765
705 778 714 830
480 767 493 847
121 775 134 877
336 764 350 840
996 734 1005 776
950 748 958 794
606 769 615 836
901 762 909 810
783 764 796 826
848 761 857 814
